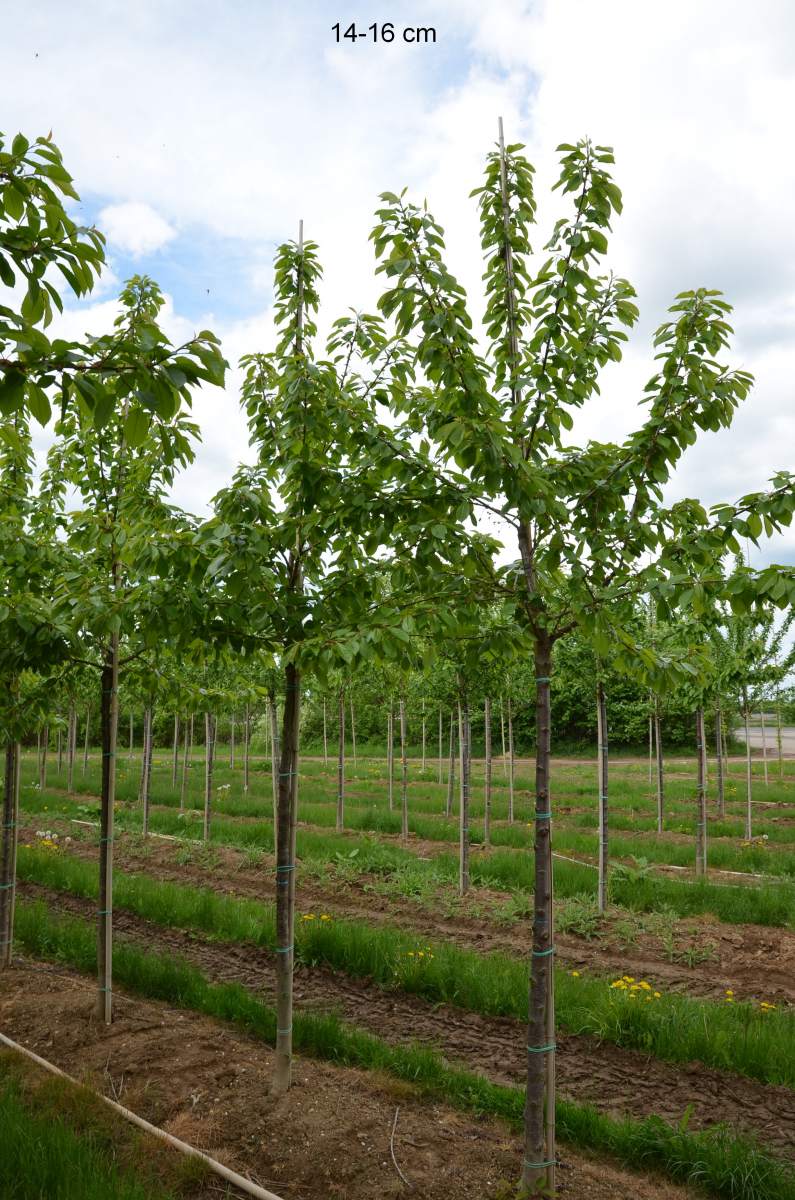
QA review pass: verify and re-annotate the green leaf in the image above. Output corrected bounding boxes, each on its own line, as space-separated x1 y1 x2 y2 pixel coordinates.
26 381 51 426
123 406 150 448
0 369 26 414
0 254 15 287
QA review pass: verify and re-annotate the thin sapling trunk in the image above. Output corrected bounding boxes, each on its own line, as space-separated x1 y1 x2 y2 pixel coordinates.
484 696 492 849
695 707 708 876
336 689 345 832
596 679 608 914
399 696 408 842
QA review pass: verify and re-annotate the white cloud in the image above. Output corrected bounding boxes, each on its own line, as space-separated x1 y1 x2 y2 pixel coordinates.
3 0 794 563
98 201 176 258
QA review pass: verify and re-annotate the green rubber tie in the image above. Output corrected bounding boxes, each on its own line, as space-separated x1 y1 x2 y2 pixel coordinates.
99 836 113 844
277 1026 292 1035
534 811 552 819
527 1042 557 1053
97 909 111 916
535 677 551 683
532 946 555 957
275 863 296 872
274 945 293 954
2 821 15 829
278 771 298 777
524 1158 556 1169
0 881 15 890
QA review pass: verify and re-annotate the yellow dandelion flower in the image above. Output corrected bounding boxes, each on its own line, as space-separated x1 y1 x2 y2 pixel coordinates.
725 989 734 996
639 981 651 991
570 970 580 978
320 914 331 921
623 976 635 983
301 913 316 921
654 991 661 999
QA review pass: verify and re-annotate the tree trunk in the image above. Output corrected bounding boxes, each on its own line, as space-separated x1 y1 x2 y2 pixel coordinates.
57 722 63 774
715 705 725 818
744 695 753 839
387 710 394 811
67 701 76 793
203 712 216 841
507 696 515 823
270 696 280 828
0 741 20 969
648 700 654 789
336 690 345 832
243 704 251 793
521 636 556 1197
180 713 191 811
484 697 492 850
399 697 408 842
229 714 236 770
695 708 707 877
500 695 507 776
421 699 426 772
776 698 784 781
171 714 180 788
128 710 133 761
82 705 90 774
349 696 357 769
760 705 769 787
445 711 455 818
437 708 443 785
654 701 664 834
272 660 301 1096
96 636 119 1023
39 724 48 791
458 695 470 896
596 680 608 914
322 697 328 767
140 706 153 836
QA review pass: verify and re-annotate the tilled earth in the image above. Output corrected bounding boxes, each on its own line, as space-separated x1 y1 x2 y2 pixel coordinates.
46 820 795 1005
0 965 697 1200
14 868 795 1161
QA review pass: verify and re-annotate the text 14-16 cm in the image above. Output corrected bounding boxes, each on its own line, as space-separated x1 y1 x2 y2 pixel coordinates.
332 22 437 44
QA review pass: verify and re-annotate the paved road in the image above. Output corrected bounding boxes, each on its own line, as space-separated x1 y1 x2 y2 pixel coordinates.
734 722 795 756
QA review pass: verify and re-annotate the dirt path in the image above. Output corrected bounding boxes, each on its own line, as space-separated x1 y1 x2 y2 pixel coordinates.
41 825 795 1007
16 879 795 1161
2 966 702 1200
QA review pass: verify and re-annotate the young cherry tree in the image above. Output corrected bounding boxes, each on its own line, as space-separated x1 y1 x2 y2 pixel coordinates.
204 230 490 1096
42 276 224 1022
372 132 795 1196
1 131 105 423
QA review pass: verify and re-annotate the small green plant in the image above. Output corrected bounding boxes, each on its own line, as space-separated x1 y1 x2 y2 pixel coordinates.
557 894 602 940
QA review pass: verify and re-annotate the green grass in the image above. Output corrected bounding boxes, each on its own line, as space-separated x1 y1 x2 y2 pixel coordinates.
0 1055 202 1200
12 898 795 1200
20 779 795 931
16 844 795 1089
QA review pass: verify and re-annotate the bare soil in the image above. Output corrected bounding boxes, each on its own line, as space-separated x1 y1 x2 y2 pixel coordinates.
0 965 697 1200
15 876 795 1161
41 823 795 1008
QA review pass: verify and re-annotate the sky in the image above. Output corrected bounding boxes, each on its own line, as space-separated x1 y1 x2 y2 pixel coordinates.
3 0 795 565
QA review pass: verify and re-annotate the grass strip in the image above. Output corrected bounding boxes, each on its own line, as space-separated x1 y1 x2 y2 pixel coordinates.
22 785 795 929
0 1053 204 1200
16 844 795 1089
12 898 795 1200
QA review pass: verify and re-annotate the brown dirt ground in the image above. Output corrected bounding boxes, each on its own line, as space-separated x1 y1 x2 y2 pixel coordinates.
39 823 795 1008
15 877 795 1161
0 964 698 1200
